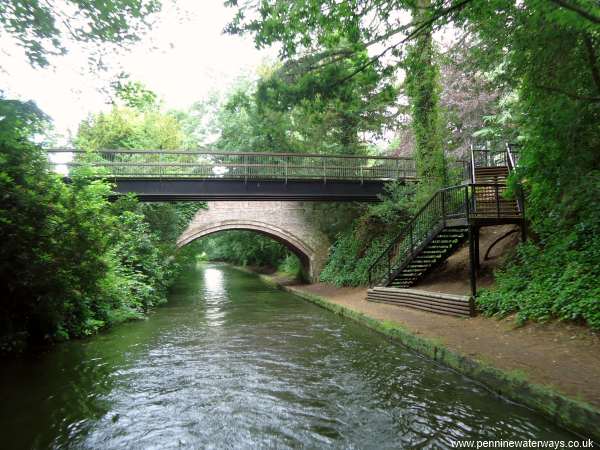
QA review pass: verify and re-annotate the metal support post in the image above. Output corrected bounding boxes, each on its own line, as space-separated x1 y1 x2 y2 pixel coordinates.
468 226 477 298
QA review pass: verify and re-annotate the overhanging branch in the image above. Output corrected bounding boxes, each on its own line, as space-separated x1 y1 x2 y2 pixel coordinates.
549 0 600 24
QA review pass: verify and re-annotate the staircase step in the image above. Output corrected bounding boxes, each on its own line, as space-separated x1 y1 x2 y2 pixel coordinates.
367 287 473 317
371 287 471 302
399 268 427 273
475 166 508 172
398 269 426 275
369 290 471 309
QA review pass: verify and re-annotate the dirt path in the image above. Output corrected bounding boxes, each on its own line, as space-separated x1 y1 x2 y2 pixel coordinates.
287 282 600 409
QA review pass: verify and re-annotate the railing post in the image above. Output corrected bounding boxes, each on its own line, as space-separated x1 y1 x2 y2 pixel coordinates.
159 151 163 179
410 227 414 256
285 155 288 184
323 157 327 183
495 184 500 218
468 226 477 298
465 185 471 220
441 189 446 224
387 251 391 285
519 186 525 217
469 144 476 183
244 154 248 183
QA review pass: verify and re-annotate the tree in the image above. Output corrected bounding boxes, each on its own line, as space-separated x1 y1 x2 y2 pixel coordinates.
226 0 600 329
224 0 600 174
404 1 446 195
1 0 161 67
0 96 119 348
254 51 400 155
224 0 455 190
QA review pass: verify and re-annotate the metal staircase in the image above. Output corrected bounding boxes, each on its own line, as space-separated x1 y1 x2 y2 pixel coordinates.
367 144 525 316
367 184 476 290
388 225 469 288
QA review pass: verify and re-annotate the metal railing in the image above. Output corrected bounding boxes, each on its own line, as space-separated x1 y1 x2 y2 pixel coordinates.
469 143 521 182
44 149 417 182
367 182 523 287
506 143 521 170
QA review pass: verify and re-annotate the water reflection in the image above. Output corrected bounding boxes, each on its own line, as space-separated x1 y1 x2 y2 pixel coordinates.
0 264 579 449
202 267 227 327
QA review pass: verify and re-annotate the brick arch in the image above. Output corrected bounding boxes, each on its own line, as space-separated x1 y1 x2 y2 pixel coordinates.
177 202 330 282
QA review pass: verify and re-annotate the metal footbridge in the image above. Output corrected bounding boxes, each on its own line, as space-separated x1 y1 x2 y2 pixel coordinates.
46 149 418 201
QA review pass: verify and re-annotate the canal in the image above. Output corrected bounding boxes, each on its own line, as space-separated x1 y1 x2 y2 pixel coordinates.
0 264 577 448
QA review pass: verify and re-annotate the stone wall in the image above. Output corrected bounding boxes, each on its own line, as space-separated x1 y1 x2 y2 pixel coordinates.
177 201 331 282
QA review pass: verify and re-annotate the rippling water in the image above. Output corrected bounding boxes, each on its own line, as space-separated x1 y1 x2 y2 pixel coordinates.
0 264 577 449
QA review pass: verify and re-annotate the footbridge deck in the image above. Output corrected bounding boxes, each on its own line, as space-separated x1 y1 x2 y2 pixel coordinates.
46 149 418 201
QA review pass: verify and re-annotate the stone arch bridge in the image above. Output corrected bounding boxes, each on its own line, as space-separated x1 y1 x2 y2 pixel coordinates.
177 202 330 282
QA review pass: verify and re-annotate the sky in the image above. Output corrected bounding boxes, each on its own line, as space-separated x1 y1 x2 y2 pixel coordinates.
0 0 275 143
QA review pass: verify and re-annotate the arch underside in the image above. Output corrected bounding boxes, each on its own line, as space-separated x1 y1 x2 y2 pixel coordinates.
177 220 314 271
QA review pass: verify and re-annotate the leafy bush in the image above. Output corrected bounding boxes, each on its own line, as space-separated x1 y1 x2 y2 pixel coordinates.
320 230 391 286
277 254 303 278
320 182 415 286
478 168 600 330
0 97 203 352
195 230 291 269
478 235 600 330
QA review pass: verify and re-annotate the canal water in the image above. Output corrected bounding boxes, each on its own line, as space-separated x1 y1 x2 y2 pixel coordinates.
0 264 577 449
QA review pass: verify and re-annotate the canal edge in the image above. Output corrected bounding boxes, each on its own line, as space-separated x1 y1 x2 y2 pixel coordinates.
258 275 600 442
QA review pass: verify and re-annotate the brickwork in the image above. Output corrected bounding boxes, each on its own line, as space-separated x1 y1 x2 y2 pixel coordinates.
177 202 330 282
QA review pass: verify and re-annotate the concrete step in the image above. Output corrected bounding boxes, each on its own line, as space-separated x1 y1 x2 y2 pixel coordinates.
367 287 473 317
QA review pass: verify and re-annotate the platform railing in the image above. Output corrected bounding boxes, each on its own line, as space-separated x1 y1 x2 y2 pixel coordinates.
469 144 521 179
44 149 418 182
367 182 523 287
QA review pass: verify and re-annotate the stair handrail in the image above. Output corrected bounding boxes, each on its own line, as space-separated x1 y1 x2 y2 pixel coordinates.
469 144 477 183
505 143 519 171
505 143 525 215
367 184 469 287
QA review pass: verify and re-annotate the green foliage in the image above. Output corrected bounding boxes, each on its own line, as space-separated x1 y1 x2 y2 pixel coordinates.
277 254 303 278
76 106 184 151
1 0 161 68
0 100 114 348
478 235 600 330
464 2 600 328
320 182 415 286
255 51 399 154
320 231 390 286
111 76 160 111
192 228 304 278
194 230 292 269
404 7 446 200
0 89 204 353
